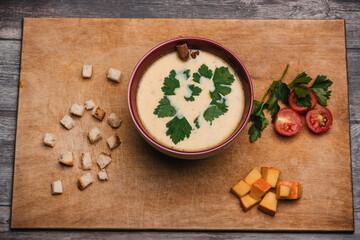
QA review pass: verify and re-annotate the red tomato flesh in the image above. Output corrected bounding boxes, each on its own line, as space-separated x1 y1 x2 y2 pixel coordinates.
288 89 317 114
306 106 333 133
274 108 302 136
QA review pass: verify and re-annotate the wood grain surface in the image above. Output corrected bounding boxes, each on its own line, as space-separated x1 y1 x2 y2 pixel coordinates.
10 18 352 231
1 0 360 239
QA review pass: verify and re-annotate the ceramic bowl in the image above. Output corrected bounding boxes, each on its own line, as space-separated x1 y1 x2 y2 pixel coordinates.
128 37 253 159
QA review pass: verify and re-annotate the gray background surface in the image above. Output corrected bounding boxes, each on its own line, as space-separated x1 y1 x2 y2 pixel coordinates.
0 0 359 239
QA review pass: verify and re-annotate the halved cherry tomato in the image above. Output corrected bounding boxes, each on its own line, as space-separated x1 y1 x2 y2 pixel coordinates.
306 106 333 133
274 108 302 136
288 89 317 114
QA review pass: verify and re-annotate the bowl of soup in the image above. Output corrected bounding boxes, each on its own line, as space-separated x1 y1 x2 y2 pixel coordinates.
128 37 253 159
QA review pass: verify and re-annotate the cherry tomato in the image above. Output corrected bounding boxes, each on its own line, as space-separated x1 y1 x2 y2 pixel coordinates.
306 106 333 133
288 89 317 114
274 108 302 136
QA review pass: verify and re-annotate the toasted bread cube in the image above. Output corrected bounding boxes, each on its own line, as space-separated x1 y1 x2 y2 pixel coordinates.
276 183 292 199
250 178 272 199
261 167 280 188
78 172 93 190
82 65 92 78
231 180 251 198
81 152 92 170
244 168 262 185
44 133 56 147
278 180 303 199
98 169 108 181
106 135 121 150
107 68 121 82
85 100 95 110
88 127 102 144
240 194 261 212
258 192 278 216
107 113 122 128
96 153 112 169
59 151 74 166
51 180 63 195
60 115 75 130
70 104 85 117
92 106 106 121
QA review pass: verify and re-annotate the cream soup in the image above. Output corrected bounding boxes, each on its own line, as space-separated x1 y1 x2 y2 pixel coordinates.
137 51 244 151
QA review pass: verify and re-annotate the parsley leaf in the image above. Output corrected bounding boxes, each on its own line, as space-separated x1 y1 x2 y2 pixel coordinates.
210 67 235 100
210 85 232 100
184 84 202 102
193 72 201 83
194 116 200 129
288 72 312 87
153 96 177 118
161 70 180 95
166 116 192 144
183 69 190 80
310 75 333 106
198 64 213 79
203 98 228 124
213 67 235 85
275 82 290 105
248 101 269 142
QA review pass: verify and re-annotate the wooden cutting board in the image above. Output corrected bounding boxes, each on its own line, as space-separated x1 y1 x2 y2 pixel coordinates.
11 18 353 231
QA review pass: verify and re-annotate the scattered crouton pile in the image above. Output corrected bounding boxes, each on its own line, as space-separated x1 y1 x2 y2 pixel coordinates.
48 65 123 195
231 167 302 216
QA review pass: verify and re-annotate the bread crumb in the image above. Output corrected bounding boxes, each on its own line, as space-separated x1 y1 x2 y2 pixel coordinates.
107 113 122 128
51 180 63 195
88 127 102 144
106 135 121 150
98 169 108 181
107 68 121 83
96 153 112 169
82 65 92 78
81 152 92 170
70 104 85 117
85 100 95 110
59 152 74 166
78 172 93 190
44 133 56 147
60 115 75 130
92 106 106 121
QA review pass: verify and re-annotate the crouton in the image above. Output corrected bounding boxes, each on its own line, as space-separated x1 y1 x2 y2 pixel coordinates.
59 151 74 166
106 135 121 150
88 127 102 144
98 169 108 181
78 172 93 190
81 152 92 170
176 43 189 61
96 153 112 169
70 104 85 117
60 115 75 130
51 180 63 195
85 100 95 110
107 68 121 83
44 133 56 147
107 113 122 128
92 106 106 121
82 65 92 78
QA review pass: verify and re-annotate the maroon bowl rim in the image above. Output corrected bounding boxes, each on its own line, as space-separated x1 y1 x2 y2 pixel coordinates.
127 37 253 157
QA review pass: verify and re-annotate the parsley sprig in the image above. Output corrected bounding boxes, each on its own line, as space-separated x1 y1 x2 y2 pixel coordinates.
248 64 333 143
184 84 202 102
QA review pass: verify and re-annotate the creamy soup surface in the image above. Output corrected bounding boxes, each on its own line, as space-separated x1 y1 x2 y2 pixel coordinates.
137 50 245 151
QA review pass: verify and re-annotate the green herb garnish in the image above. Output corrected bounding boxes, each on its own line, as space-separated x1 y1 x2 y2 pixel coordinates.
166 116 192 144
161 70 180 95
203 98 228 124
153 96 177 118
198 64 213 79
194 116 200 129
210 66 235 100
183 69 190 80
184 84 202 102
248 64 333 143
